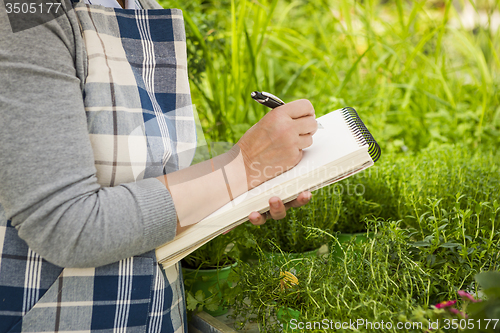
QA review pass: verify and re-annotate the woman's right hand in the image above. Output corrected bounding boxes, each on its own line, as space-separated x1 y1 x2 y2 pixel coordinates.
161 99 317 228
237 99 317 190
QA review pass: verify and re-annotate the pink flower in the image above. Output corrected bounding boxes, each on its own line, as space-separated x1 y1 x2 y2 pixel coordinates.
449 308 467 318
457 290 480 302
435 300 456 309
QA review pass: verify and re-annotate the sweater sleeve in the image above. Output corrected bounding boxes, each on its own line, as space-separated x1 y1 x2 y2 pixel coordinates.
0 1 178 268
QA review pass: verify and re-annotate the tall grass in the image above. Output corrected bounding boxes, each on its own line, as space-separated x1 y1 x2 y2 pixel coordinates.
159 0 500 152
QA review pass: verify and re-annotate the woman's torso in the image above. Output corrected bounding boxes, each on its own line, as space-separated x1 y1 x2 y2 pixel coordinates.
0 1 196 331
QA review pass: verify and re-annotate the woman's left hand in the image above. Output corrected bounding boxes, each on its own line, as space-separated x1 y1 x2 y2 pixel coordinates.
248 191 312 225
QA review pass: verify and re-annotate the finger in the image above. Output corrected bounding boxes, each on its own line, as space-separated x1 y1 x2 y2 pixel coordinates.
269 196 286 220
307 121 318 136
297 133 314 150
285 191 312 209
293 115 318 135
249 211 266 225
281 99 315 119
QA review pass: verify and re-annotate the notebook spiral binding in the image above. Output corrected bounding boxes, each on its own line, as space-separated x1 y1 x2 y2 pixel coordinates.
341 107 381 162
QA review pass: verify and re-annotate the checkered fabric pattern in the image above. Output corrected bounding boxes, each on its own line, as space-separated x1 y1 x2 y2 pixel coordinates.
0 2 196 332
77 3 197 185
0 225 186 333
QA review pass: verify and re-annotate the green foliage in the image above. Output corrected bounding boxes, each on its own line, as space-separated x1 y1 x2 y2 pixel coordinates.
184 262 238 315
228 222 426 331
159 0 500 152
182 232 235 269
186 289 221 312
401 271 500 332
251 191 340 253
225 146 500 331
313 144 500 233
252 144 500 252
228 216 500 332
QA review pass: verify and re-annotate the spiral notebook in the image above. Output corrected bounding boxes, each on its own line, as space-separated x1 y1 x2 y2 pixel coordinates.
156 107 381 267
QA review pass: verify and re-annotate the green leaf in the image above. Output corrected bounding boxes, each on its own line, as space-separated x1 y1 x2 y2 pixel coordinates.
439 242 461 248
186 292 200 311
208 285 219 295
205 301 220 312
227 270 240 285
412 241 431 247
437 223 448 231
194 290 206 303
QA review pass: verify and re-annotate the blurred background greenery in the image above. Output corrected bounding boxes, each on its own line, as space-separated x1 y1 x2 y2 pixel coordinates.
159 0 499 153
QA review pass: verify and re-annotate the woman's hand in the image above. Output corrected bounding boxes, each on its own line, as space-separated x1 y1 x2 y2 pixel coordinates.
238 99 316 225
248 191 313 225
237 99 317 189
166 99 316 229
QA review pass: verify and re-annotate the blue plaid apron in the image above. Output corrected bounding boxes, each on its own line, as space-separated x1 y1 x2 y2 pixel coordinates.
0 2 197 333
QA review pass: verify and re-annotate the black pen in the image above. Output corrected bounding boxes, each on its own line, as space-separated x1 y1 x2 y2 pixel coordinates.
250 91 285 109
251 91 324 129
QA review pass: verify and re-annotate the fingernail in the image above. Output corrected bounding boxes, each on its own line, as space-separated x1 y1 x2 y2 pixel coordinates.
271 199 280 209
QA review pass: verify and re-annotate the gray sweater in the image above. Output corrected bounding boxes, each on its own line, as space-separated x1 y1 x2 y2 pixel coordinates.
0 0 180 268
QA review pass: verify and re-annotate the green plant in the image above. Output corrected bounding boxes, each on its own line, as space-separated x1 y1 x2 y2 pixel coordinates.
250 162 393 251
251 191 340 253
402 276 500 332
182 224 261 315
321 144 500 232
181 231 237 313
159 0 500 153
224 145 500 331
182 232 236 269
184 261 238 315
227 215 500 332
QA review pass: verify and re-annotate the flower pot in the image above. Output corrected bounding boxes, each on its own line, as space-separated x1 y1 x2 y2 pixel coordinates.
182 262 237 317
332 232 374 260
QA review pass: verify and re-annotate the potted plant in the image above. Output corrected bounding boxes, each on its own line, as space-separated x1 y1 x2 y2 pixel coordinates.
250 188 341 264
249 175 380 264
181 141 251 316
325 163 399 258
182 232 238 316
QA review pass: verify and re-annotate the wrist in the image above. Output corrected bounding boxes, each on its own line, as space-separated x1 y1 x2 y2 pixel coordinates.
220 145 248 197
236 142 266 190
157 145 249 228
